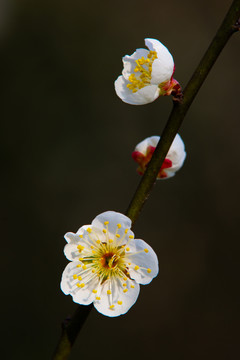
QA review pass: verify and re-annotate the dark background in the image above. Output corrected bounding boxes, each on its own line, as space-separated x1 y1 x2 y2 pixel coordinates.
1 0 240 359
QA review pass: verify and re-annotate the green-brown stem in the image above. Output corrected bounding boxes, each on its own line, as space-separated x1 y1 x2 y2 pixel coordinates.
53 1 240 358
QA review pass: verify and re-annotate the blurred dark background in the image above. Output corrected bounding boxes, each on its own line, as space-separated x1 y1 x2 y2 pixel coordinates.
1 0 240 359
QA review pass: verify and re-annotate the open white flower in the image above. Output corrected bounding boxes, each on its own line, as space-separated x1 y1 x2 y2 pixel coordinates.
115 38 181 105
61 211 158 317
132 134 186 179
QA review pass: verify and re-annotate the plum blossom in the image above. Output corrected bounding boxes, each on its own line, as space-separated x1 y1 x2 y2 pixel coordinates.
132 134 186 179
61 211 158 317
114 38 181 105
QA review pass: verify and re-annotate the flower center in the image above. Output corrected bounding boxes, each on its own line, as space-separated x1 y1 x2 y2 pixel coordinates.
127 51 157 93
101 252 120 269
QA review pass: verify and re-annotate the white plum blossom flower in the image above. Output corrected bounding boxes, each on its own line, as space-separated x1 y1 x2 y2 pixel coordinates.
114 38 181 105
132 134 186 179
61 211 158 317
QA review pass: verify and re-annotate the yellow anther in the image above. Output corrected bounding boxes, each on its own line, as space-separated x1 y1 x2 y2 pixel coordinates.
109 305 115 309
123 277 127 281
129 235 134 239
73 274 78 279
92 289 97 294
126 247 130 251
92 250 96 254
107 290 111 295
118 301 123 305
109 239 113 243
79 234 83 238
131 285 135 288
92 269 96 273
103 229 107 234
96 296 101 300
77 264 81 268
77 245 84 251
79 257 84 261
116 234 120 238
117 224 121 228
80 283 85 288
123 283 127 287
96 239 101 244
147 268 152 273
87 228 92 233
78 276 82 281
123 289 128 293
82 265 87 270
144 248 149 253
104 221 109 225
76 283 81 288
91 245 94 249
125 229 128 233
134 265 139 271
128 262 131 265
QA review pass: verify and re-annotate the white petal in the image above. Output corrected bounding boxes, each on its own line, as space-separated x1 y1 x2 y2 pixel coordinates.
127 239 159 285
135 136 160 155
64 229 98 261
166 133 186 172
122 48 149 80
145 38 174 84
94 278 140 317
115 75 160 105
91 211 132 239
60 261 100 305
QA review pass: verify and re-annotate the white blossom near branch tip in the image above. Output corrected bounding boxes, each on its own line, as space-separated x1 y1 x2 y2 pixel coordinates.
114 38 181 105
61 211 159 317
132 134 186 179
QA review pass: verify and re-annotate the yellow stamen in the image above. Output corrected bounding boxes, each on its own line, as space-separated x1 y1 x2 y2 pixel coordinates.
87 228 92 233
116 234 120 238
104 221 109 225
131 285 135 288
96 296 101 300
73 274 77 279
78 276 82 280
103 229 107 234
129 235 134 239
92 289 97 294
107 290 111 295
147 268 152 273
126 247 130 251
118 301 123 305
134 265 139 271
123 289 128 293
127 51 157 93
117 224 121 228
96 240 101 244
109 305 115 309
123 283 127 287
144 248 149 253
82 265 87 270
